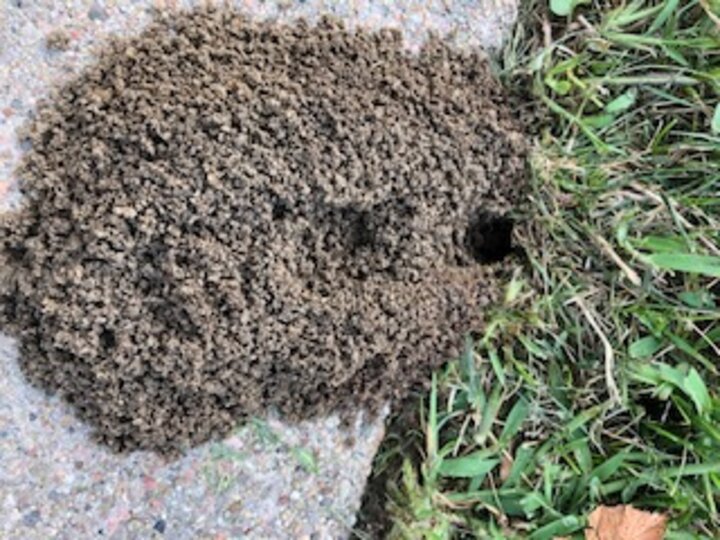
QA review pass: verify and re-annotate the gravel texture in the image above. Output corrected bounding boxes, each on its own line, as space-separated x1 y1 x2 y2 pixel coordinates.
0 1 518 538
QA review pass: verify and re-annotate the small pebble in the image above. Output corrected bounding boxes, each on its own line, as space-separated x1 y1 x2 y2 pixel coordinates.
153 518 166 534
22 509 41 527
89 2 109 21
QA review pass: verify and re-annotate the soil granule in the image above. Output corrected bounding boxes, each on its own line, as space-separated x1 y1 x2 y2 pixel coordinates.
45 29 72 52
0 8 526 453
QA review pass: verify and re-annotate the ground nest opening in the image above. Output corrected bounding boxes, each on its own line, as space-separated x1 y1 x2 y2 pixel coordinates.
0 8 526 453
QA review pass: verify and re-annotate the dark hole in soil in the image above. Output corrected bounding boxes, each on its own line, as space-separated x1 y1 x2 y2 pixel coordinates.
635 395 686 426
272 198 291 220
1 293 17 321
465 211 514 263
343 206 376 252
4 244 27 262
99 328 116 350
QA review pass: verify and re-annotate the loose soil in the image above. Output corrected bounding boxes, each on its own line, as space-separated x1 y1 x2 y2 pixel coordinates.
0 8 526 453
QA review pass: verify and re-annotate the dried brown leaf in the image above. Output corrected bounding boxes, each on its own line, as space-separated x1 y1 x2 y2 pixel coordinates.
585 505 667 540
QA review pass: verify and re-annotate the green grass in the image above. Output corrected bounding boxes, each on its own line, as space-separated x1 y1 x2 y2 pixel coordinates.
373 1 720 538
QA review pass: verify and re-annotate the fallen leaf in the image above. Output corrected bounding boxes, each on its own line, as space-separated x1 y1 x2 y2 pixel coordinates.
586 505 667 540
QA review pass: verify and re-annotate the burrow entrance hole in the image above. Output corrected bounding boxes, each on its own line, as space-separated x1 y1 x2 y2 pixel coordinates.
465 211 515 264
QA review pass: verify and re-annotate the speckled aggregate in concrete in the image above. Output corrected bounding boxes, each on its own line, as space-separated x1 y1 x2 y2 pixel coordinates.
0 1 518 538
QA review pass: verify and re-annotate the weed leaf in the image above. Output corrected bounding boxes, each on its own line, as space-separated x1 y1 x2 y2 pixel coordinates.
438 453 499 479
605 89 637 114
500 396 530 444
550 0 589 17
682 368 711 415
647 253 720 278
629 336 663 359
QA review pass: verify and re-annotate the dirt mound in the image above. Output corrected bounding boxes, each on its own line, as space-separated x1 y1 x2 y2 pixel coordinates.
0 8 526 453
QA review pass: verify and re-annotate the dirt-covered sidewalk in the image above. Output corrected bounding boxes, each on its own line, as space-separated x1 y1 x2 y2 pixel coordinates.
0 1 518 537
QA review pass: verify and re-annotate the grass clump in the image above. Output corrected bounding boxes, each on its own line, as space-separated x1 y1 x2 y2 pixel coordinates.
370 1 720 538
